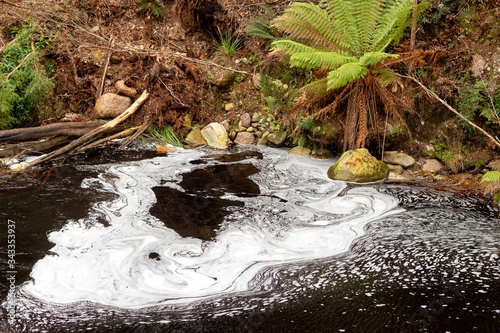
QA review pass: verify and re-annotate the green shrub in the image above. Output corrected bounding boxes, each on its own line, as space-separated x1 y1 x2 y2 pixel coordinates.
457 80 500 136
260 75 296 113
0 21 54 129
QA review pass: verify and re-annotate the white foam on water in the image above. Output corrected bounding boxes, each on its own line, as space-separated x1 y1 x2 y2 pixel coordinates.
21 147 401 308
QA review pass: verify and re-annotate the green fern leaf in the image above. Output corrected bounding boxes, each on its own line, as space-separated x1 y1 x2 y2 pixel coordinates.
247 19 275 39
272 40 318 55
327 62 367 90
372 67 399 86
359 51 399 67
302 77 329 96
290 51 357 70
354 0 384 50
272 2 349 53
481 171 500 183
325 0 362 55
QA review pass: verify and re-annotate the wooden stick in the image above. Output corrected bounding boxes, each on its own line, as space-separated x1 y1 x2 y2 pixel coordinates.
97 36 114 100
18 90 149 170
402 74 500 149
0 50 33 88
118 119 152 150
77 127 137 152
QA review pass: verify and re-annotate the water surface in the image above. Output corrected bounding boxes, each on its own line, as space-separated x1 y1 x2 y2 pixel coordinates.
1 146 499 332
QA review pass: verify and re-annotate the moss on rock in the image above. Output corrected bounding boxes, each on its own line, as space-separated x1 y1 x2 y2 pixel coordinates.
327 148 389 183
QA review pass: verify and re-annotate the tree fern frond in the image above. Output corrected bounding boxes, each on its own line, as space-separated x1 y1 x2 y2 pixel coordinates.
327 62 367 90
301 77 329 97
272 2 351 53
247 18 276 39
359 51 399 67
389 2 430 46
290 51 357 70
325 0 362 55
258 3 275 19
354 0 384 51
372 67 399 86
272 39 318 56
371 0 413 52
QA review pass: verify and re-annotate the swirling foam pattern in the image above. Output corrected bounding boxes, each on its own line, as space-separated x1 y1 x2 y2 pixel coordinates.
22 147 401 308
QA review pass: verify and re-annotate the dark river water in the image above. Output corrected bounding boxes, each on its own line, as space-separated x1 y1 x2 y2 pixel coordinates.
0 146 499 332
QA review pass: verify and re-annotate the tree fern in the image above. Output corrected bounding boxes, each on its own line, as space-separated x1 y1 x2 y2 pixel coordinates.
272 0 428 150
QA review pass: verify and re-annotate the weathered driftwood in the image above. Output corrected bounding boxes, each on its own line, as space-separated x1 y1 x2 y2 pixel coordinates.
19 90 149 170
77 127 136 152
0 136 69 157
0 122 101 143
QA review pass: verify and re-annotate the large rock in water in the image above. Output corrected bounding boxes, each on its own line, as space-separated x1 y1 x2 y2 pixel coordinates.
327 148 389 183
94 93 131 119
201 123 228 149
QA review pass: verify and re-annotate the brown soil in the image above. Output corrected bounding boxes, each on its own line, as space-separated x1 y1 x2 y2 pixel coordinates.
0 0 269 133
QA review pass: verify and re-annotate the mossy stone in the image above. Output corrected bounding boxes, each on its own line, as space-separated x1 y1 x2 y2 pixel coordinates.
327 148 388 183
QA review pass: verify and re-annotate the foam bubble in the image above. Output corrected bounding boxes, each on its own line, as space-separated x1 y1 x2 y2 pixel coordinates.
22 147 400 308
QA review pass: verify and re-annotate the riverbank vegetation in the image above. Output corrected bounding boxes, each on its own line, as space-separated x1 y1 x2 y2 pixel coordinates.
1 0 500 197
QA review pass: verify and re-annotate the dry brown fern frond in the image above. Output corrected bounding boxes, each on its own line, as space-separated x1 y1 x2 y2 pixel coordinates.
487 160 500 171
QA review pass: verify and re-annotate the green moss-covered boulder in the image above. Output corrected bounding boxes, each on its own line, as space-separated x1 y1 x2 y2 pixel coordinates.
327 148 389 183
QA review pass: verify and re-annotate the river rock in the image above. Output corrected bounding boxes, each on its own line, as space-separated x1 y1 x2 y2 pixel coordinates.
288 146 311 156
421 158 444 173
221 119 230 131
94 93 132 119
327 148 389 183
256 137 268 145
234 132 255 145
201 123 228 149
252 112 260 122
185 127 207 146
267 130 287 146
387 164 403 172
311 147 333 160
240 113 251 128
383 151 415 168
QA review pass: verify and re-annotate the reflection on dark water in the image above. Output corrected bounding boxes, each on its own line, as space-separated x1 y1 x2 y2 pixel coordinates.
151 162 260 240
150 186 243 241
0 147 157 297
180 163 260 197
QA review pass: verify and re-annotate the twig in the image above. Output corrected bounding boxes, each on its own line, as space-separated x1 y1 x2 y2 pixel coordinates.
158 78 189 107
0 37 17 54
98 36 114 100
77 127 137 151
118 118 152 149
0 47 34 88
401 74 500 149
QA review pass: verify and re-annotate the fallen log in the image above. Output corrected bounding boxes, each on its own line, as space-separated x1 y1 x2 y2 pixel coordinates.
0 136 69 157
19 90 149 170
0 122 101 143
